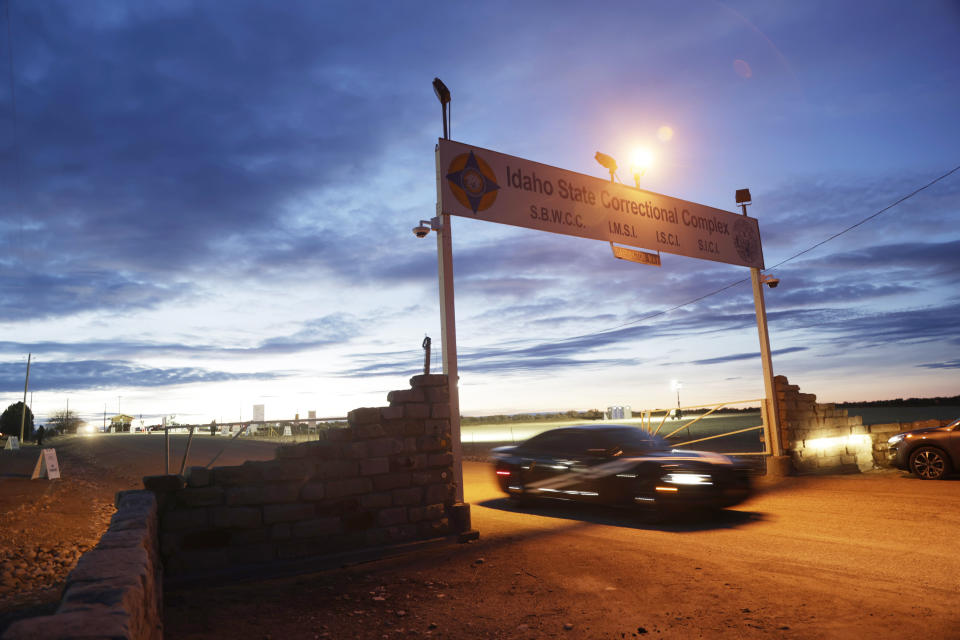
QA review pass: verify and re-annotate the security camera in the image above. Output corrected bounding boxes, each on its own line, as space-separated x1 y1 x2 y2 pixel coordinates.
413 224 431 238
765 277 780 288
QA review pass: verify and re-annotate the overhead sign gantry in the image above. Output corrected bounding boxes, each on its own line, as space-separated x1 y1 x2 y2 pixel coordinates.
437 139 764 270
424 130 783 529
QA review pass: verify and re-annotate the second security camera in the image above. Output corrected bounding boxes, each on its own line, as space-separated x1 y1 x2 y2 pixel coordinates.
413 224 430 238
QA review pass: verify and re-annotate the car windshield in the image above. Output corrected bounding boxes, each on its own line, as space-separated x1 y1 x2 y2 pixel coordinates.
599 427 669 455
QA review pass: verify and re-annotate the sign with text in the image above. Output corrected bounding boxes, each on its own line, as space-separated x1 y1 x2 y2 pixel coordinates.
611 244 661 267
31 448 61 480
437 139 764 269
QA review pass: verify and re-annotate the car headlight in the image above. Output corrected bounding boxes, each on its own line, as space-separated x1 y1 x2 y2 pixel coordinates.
887 433 905 445
661 473 713 485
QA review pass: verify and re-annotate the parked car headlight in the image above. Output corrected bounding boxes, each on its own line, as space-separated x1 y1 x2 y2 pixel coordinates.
661 473 713 485
887 433 905 445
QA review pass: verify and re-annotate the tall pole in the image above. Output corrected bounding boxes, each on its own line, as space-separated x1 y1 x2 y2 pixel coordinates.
19 353 30 441
742 201 783 457
435 145 464 504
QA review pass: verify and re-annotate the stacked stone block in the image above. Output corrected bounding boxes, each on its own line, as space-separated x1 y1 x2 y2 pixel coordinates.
3 491 163 640
153 374 456 577
775 375 874 474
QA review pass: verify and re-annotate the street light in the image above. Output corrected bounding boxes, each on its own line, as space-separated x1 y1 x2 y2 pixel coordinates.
594 152 618 182
671 380 683 420
629 148 654 187
426 77 472 538
432 77 451 140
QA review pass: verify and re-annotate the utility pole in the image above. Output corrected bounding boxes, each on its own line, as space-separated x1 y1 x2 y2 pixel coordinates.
19 353 31 441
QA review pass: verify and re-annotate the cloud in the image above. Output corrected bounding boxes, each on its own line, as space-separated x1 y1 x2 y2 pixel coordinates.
0 359 286 393
0 313 364 360
688 346 808 366
917 360 960 370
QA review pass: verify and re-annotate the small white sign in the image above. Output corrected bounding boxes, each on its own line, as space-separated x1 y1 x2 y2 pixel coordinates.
31 448 61 480
4 436 20 451
283 425 292 437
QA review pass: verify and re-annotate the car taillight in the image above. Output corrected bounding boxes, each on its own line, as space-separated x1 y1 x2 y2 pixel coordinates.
496 470 511 476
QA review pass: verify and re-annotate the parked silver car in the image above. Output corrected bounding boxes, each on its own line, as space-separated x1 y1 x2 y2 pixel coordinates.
888 417 960 480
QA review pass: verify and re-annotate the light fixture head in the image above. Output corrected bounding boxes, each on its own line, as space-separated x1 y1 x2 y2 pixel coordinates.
432 78 450 105
594 151 617 172
735 188 752 205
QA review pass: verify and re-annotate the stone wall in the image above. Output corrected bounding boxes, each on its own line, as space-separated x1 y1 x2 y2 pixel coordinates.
151 374 457 578
775 375 952 474
775 375 874 474
2 490 163 640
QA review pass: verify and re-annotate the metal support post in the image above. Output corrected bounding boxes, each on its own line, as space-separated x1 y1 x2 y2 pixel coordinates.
19 353 30 442
750 264 783 457
164 427 170 475
434 205 464 500
435 143 474 538
179 426 195 475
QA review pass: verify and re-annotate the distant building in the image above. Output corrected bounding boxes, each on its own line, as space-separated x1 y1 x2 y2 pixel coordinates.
110 414 135 432
606 405 632 420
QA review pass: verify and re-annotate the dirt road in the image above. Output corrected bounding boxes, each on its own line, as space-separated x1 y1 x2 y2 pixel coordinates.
166 462 960 639
3 434 959 639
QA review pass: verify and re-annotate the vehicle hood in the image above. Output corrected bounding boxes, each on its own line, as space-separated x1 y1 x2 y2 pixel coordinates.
897 426 950 438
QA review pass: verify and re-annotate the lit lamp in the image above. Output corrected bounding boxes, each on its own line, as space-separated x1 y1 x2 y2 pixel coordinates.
630 148 654 188
671 380 683 419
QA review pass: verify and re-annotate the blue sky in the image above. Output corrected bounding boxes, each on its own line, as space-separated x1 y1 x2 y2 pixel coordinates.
1 1 958 425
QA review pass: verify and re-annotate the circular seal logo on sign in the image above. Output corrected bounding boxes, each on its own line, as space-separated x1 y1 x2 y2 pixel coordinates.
446 151 500 214
733 218 760 265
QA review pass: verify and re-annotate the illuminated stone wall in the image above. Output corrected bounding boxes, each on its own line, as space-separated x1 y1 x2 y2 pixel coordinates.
775 376 874 473
776 376 952 473
149 374 455 578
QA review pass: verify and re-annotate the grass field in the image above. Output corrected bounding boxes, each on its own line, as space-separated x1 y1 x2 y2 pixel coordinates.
461 411 767 454
460 405 960 455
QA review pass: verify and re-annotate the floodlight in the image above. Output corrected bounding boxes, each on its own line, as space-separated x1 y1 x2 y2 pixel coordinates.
432 78 450 105
594 152 617 172
735 188 752 204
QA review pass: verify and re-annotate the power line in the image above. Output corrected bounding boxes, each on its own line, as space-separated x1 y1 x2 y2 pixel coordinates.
547 163 960 343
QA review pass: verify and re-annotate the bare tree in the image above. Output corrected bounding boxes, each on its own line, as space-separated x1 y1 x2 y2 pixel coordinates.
47 409 84 434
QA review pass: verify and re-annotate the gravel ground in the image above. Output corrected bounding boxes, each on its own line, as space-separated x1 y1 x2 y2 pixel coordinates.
0 435 141 633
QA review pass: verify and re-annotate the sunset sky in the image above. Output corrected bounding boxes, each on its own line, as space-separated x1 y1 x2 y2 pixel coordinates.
1 1 958 426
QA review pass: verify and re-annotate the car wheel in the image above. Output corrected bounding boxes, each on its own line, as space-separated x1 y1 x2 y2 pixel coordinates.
909 447 950 480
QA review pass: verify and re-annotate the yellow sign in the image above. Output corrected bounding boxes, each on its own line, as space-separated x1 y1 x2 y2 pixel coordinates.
611 244 661 266
438 139 764 269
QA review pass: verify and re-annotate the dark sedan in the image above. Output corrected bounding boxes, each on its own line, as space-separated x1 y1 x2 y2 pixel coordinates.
888 417 960 480
491 424 753 513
